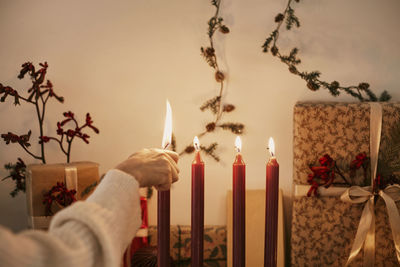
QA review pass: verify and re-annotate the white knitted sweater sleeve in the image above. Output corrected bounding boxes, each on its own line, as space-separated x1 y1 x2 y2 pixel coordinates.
0 169 142 267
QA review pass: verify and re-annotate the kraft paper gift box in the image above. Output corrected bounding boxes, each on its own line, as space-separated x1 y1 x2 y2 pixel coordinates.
26 161 100 230
291 102 400 267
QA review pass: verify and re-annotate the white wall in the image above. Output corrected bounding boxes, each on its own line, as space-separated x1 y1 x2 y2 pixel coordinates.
1 0 399 243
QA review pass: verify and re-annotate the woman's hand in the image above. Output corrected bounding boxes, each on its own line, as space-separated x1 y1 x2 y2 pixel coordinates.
115 148 179 191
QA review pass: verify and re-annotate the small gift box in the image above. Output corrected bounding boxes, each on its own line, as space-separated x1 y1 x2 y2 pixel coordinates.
291 102 400 266
26 161 100 229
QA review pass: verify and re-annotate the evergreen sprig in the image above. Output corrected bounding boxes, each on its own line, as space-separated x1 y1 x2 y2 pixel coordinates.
262 0 391 102
285 6 300 30
200 143 220 162
200 96 221 114
177 0 245 161
218 123 244 135
2 158 26 197
80 180 98 198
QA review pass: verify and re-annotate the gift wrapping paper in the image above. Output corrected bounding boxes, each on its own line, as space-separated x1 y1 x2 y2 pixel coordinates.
148 225 227 267
26 161 100 229
291 102 400 266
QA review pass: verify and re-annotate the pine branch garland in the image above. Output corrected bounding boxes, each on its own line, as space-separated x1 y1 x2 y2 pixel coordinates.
262 0 391 102
200 96 221 114
218 123 244 134
200 143 220 162
285 6 300 30
176 0 245 161
180 142 220 162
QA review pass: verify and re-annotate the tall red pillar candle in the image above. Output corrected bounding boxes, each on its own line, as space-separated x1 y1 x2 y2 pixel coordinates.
191 136 205 267
233 136 246 267
264 137 279 267
158 100 172 267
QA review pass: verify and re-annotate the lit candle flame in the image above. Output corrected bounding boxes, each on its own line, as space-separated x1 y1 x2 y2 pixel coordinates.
235 136 242 153
161 100 172 150
268 137 275 157
193 136 200 151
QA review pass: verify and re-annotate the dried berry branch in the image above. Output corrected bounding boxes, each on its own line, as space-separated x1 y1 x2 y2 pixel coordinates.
40 112 99 163
178 0 245 161
1 62 99 196
307 153 368 197
262 0 391 102
42 182 77 216
307 151 400 197
0 62 65 163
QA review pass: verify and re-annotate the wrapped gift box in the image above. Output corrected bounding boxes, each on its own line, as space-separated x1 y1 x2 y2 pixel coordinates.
148 225 227 266
26 161 100 229
291 102 400 266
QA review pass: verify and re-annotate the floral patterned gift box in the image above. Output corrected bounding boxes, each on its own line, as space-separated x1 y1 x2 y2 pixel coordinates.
149 225 227 267
291 102 400 267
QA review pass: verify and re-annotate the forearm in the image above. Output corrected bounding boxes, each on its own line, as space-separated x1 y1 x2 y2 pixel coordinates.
0 169 141 267
50 169 142 265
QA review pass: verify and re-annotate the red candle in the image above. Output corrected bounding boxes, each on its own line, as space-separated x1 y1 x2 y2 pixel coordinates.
191 136 205 267
158 100 172 267
233 136 246 267
264 137 279 267
157 190 170 267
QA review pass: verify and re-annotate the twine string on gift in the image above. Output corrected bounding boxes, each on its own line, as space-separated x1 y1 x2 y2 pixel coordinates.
340 103 400 266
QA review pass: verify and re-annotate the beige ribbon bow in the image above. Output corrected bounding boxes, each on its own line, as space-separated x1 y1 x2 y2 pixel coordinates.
340 103 400 266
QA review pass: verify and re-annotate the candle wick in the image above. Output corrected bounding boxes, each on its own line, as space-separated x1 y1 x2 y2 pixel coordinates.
163 142 170 150
267 147 274 157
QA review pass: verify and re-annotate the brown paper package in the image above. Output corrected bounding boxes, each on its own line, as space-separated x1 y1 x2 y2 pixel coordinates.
291 102 400 267
26 161 100 218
